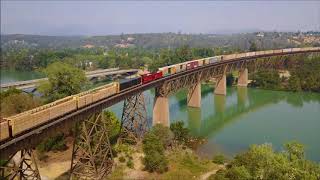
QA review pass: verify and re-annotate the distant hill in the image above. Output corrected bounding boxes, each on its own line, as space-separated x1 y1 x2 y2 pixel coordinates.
1 32 319 51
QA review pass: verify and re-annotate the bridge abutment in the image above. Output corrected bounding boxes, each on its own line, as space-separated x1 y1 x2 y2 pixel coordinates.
238 68 248 87
153 96 169 126
214 74 227 95
187 82 201 108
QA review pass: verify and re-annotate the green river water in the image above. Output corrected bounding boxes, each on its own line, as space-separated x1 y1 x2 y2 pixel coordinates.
2 70 320 161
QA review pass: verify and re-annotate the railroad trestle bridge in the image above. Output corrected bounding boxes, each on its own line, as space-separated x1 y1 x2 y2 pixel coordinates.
1 48 319 179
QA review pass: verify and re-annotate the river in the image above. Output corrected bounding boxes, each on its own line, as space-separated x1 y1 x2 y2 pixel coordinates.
2 70 320 162
1 70 44 84
110 86 320 162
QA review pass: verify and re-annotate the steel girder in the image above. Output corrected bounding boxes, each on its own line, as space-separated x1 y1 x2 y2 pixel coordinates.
70 112 113 179
0 149 41 180
119 93 148 142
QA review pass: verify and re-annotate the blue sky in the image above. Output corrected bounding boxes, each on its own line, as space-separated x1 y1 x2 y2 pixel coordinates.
1 1 319 35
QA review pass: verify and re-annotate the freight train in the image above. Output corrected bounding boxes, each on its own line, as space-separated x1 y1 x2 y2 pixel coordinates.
1 47 319 142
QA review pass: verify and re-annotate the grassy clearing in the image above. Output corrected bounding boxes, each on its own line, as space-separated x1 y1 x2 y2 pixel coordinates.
142 147 219 179
108 165 126 180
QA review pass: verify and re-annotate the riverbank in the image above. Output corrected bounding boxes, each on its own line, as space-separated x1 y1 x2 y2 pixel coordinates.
109 144 222 180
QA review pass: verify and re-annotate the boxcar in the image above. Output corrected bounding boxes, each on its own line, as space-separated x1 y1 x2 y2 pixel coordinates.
204 58 210 65
158 67 169 76
197 59 205 66
292 48 301 52
265 50 274 54
273 49 283 54
236 53 247 58
256 51 266 56
186 61 199 70
222 54 237 61
175 63 187 73
246 52 256 57
209 57 219 64
154 71 163 80
167 65 177 75
0 120 10 141
283 48 292 53
119 77 141 91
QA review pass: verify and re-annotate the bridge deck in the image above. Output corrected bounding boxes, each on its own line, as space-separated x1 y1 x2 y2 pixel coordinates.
0 68 139 89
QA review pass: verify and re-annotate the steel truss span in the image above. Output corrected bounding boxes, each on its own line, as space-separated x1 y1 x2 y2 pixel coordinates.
1 48 319 160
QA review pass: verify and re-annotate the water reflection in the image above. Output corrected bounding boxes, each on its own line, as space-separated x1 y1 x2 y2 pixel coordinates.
187 108 202 136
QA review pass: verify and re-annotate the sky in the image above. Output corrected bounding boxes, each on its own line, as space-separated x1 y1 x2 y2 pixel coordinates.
1 1 320 35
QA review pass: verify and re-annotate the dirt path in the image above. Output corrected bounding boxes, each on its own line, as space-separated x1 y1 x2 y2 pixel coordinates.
123 152 149 180
39 161 70 180
200 165 225 180
36 137 73 179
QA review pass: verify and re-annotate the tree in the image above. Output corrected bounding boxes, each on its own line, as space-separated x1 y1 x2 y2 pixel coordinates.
170 121 190 144
142 131 168 173
38 62 87 102
249 41 258 51
211 142 320 180
1 92 41 117
251 70 281 89
103 111 121 143
150 124 174 148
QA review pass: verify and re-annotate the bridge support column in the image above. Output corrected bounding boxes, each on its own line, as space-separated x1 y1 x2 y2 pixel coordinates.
153 95 169 127
70 112 113 179
0 149 41 179
238 68 248 87
214 74 226 95
119 93 147 142
187 82 201 108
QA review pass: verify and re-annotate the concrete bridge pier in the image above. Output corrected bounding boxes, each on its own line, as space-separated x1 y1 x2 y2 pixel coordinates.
238 68 248 87
153 95 170 126
214 74 226 95
187 82 201 108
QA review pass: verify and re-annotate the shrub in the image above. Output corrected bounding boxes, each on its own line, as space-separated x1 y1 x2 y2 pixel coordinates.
212 154 226 164
150 124 173 148
142 131 168 173
36 133 67 152
215 142 320 180
143 151 168 173
103 111 121 143
126 159 134 169
119 156 126 163
170 121 190 144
